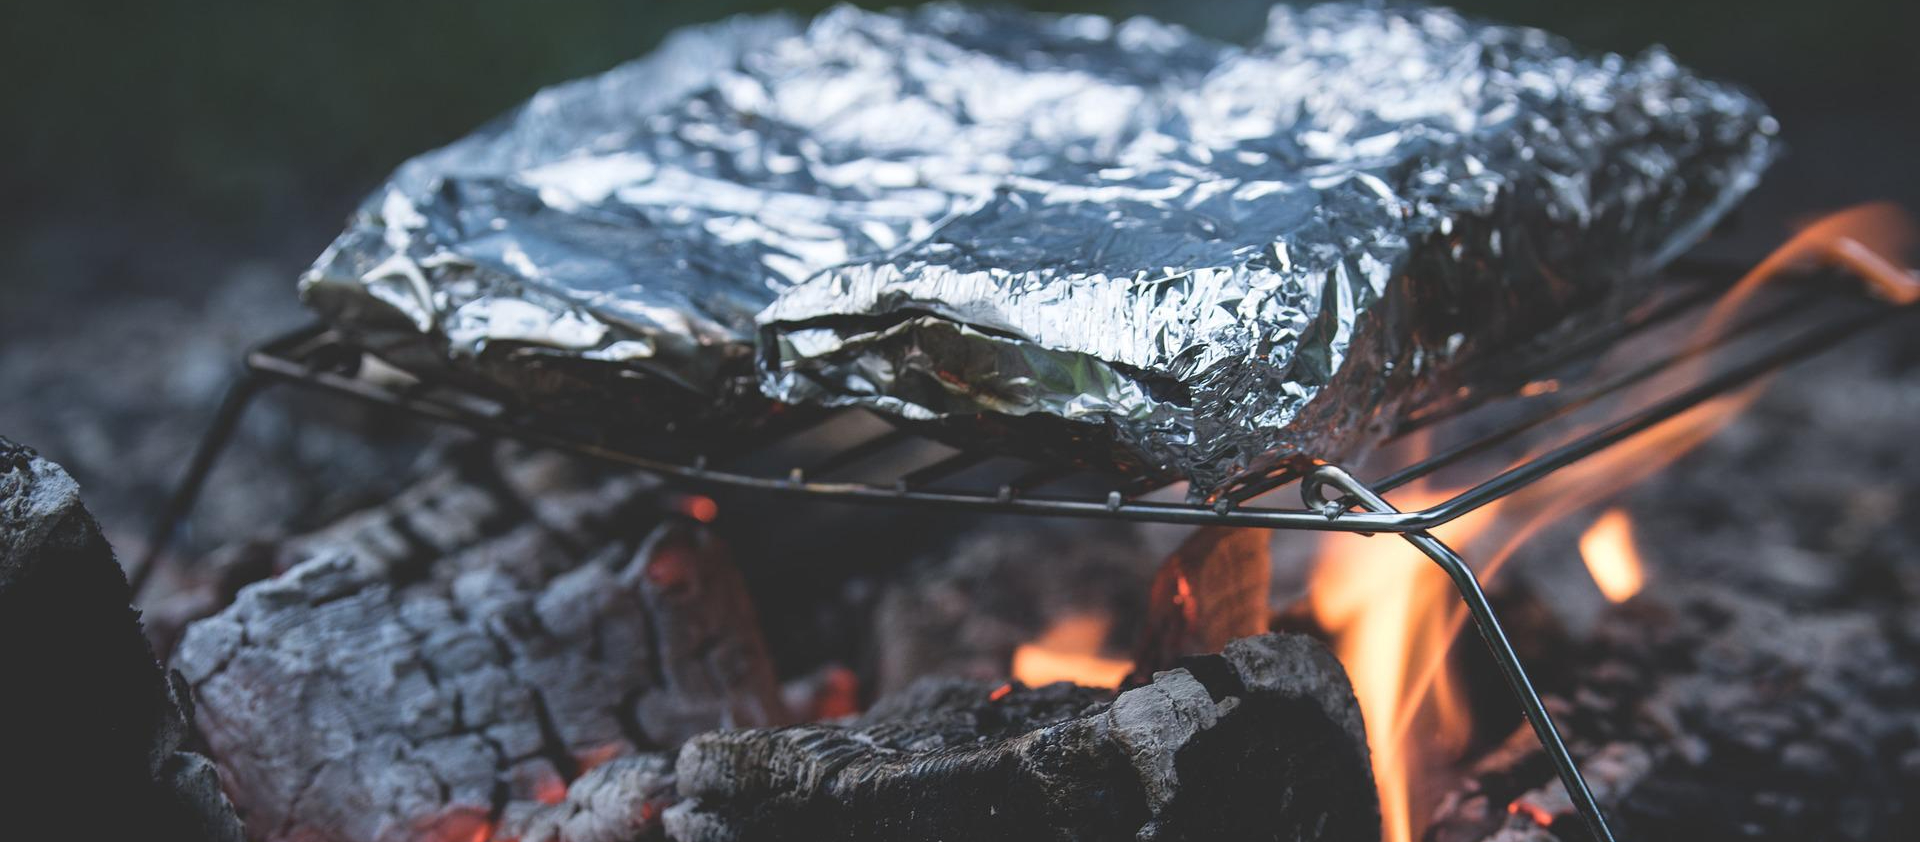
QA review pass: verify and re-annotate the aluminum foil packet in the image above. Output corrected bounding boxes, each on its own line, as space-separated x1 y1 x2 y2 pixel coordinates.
300 3 1773 490
299 13 813 431
755 3 1774 494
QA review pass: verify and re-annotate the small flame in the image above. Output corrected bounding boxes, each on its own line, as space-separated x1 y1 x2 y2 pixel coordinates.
1010 613 1134 688
1578 508 1646 603
1310 478 1498 842
1309 203 1917 842
1173 573 1196 623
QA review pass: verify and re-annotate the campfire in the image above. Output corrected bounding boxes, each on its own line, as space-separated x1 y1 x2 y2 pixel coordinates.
37 200 1898 842
6 5 1920 842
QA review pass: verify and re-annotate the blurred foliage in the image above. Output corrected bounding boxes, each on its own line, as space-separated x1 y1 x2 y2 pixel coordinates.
1 0 1912 234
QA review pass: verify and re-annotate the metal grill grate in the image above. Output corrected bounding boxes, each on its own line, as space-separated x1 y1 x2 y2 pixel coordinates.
217 262 1896 531
140 257 1919 842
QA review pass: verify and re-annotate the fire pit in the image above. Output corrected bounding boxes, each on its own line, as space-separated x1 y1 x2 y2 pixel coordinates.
8 4 1920 842
135 204 1920 842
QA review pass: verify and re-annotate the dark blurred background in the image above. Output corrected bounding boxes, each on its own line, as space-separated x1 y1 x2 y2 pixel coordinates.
2 0 1915 555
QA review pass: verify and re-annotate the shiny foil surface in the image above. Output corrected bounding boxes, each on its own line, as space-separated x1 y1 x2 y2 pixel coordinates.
301 3 1774 493
299 13 812 429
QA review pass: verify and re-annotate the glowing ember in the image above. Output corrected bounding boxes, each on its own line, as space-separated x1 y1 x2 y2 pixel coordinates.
1579 508 1647 603
534 776 567 806
677 494 720 523
1010 613 1134 689
1518 379 1561 397
574 742 625 774
808 665 863 720
1508 798 1557 827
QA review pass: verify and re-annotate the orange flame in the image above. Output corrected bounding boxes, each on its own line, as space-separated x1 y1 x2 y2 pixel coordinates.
1738 202 1918 308
1010 613 1135 688
1309 203 1916 842
1578 508 1646 603
1310 475 1498 842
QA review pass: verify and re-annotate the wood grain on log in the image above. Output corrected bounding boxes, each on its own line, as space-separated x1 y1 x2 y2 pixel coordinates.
0 436 244 841
667 632 1380 842
1129 526 1272 685
141 441 667 659
174 482 788 842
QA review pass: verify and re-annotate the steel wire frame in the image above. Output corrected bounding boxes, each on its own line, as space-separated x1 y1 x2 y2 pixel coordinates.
135 272 1917 842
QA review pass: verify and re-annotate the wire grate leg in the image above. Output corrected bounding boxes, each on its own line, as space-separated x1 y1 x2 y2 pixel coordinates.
1306 465 1618 842
131 373 267 598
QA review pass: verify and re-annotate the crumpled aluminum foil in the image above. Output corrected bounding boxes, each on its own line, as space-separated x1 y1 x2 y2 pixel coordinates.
756 3 1775 494
299 13 813 430
301 3 1774 492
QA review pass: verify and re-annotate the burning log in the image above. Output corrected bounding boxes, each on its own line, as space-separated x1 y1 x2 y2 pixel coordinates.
0 436 244 841
1129 526 1272 684
173 493 789 842
666 633 1381 842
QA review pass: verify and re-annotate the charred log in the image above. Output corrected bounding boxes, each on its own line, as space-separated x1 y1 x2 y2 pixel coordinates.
495 754 679 842
173 505 789 842
140 440 668 659
667 633 1381 842
0 436 244 841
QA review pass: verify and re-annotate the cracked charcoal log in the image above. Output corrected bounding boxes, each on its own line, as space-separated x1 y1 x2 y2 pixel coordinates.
0 436 244 841
667 632 1380 842
140 439 667 659
1129 527 1272 686
495 754 678 842
174 509 788 842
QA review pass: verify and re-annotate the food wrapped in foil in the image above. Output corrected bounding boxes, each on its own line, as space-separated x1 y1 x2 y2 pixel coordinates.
756 3 1776 494
301 3 1774 491
299 14 814 432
